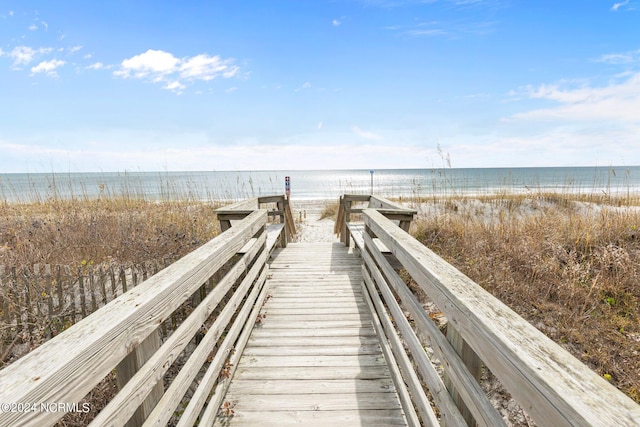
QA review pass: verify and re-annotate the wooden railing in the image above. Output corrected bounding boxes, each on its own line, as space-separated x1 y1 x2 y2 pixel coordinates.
334 194 416 247
343 196 640 426
216 195 296 247
0 195 291 426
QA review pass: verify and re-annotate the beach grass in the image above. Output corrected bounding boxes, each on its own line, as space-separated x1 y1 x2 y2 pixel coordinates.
410 192 640 402
0 193 222 269
318 200 339 220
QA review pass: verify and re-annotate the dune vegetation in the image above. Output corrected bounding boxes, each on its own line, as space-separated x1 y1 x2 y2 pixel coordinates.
409 193 640 403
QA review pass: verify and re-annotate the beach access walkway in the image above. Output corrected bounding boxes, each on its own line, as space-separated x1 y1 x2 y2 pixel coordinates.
1 194 639 427
216 241 408 425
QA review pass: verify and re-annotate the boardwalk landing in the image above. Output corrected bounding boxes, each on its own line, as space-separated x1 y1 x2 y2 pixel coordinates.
216 242 408 426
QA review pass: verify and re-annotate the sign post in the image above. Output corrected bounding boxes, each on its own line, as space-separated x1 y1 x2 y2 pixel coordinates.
370 170 374 195
285 176 291 199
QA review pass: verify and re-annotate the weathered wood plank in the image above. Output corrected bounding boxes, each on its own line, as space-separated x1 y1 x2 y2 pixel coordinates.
223 392 403 411
238 354 387 368
215 409 408 426
249 327 376 338
262 307 369 315
261 314 369 322
242 345 382 357
232 366 393 381
228 378 396 394
253 319 372 329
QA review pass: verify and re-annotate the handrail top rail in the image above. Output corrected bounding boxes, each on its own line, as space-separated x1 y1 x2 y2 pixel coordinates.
341 193 417 215
214 194 289 215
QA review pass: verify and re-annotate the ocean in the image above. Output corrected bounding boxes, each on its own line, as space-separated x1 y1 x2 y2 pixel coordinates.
1 167 640 202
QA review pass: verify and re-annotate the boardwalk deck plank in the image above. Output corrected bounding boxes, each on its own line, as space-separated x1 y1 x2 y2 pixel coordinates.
213 242 407 426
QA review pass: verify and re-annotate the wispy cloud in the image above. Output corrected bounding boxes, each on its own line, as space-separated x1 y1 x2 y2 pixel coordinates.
295 81 312 92
30 59 65 77
113 49 239 93
510 72 640 124
332 19 342 26
8 46 35 67
387 19 496 38
352 125 383 140
596 49 640 64
163 81 186 94
611 0 630 11
86 62 106 70
28 24 38 31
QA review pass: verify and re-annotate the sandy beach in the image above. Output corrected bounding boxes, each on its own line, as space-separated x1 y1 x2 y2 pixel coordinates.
288 199 337 243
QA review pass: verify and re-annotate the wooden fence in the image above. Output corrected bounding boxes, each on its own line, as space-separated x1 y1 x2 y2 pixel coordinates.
0 259 177 366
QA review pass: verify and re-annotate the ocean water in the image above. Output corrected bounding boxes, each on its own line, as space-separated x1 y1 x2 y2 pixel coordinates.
1 167 639 202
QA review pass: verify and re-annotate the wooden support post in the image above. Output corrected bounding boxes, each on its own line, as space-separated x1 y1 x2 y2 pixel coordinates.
44 265 53 320
445 325 483 427
115 329 164 427
219 219 232 233
342 199 352 247
55 265 63 316
399 219 411 233
77 267 87 319
335 196 345 241
284 198 296 238
277 200 288 247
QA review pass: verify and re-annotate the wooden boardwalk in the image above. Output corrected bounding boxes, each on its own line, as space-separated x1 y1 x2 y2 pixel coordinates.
215 242 408 426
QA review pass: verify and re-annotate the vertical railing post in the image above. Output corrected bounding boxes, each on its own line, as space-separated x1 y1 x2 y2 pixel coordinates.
445 325 483 427
276 198 288 247
115 329 164 427
343 198 352 248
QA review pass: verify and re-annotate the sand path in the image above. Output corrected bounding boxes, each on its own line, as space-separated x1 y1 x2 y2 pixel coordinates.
288 199 337 243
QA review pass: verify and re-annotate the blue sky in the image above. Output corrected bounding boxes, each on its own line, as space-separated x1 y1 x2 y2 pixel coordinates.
1 1 639 172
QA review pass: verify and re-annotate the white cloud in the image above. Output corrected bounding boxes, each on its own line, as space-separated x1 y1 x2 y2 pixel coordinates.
332 19 342 26
179 54 238 80
42 21 48 31
406 28 448 37
68 45 83 54
295 82 312 92
611 0 629 11
352 125 383 140
28 24 38 31
9 11 14 16
114 49 238 92
114 49 180 79
86 62 104 70
512 72 640 124
163 80 186 94
317 121 324 130
30 59 65 76
9 46 36 67
6 46 55 69
596 49 640 64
